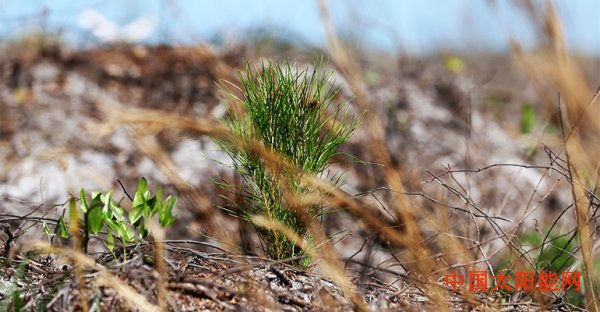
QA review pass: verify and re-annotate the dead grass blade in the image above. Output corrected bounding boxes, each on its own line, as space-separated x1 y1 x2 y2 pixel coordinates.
148 220 168 311
67 198 88 312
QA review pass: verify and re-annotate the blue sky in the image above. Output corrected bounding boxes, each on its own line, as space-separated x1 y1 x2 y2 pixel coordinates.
0 0 598 55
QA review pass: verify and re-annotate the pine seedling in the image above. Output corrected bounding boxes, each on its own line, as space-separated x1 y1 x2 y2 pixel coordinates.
216 60 358 266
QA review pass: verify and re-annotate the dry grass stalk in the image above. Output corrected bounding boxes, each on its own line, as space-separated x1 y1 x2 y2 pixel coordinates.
148 220 168 311
67 198 89 312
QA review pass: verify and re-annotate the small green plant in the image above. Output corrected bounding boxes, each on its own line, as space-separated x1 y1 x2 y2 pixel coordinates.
526 232 600 307
494 230 599 307
45 177 177 255
216 60 358 265
523 232 575 273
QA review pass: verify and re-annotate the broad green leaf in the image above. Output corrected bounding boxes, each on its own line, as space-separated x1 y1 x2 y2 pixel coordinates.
131 178 152 225
104 218 119 233
147 196 157 215
132 177 148 208
159 196 177 227
42 222 51 236
87 207 104 235
143 190 151 201
112 198 125 219
102 191 113 218
138 177 148 192
90 192 103 210
152 188 163 214
113 221 125 239
129 205 145 225
107 219 135 244
138 222 149 239
91 191 101 199
119 225 135 244
56 216 68 238
79 189 88 213
141 193 151 219
162 214 175 227
104 231 115 251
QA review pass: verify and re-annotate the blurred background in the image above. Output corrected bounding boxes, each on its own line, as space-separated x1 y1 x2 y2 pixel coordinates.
0 0 598 55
